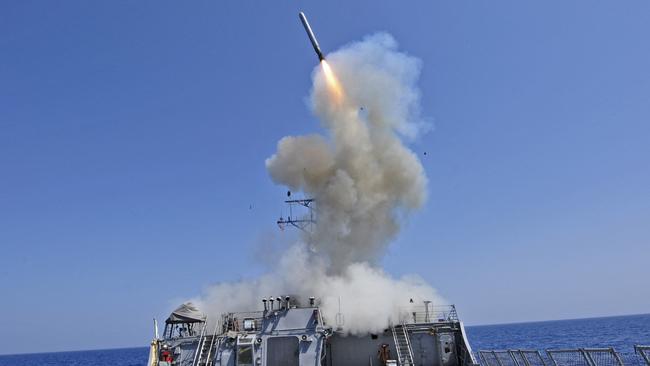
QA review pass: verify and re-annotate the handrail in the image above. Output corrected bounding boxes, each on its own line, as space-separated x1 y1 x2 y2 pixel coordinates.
392 323 414 365
399 304 459 324
480 348 641 366
191 319 208 366
635 346 650 366
402 322 415 365
204 321 220 366
391 326 402 364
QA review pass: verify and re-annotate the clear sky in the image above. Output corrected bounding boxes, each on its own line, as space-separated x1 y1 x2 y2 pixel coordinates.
1 0 649 355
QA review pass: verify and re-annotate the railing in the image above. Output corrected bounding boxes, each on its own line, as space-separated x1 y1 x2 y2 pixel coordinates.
479 350 549 366
478 347 650 366
635 346 650 366
520 350 550 366
203 321 220 366
392 323 415 365
191 321 208 366
220 311 265 333
398 304 459 324
164 323 204 340
547 348 623 366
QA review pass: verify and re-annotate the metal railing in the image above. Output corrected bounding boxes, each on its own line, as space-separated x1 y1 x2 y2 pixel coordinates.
479 350 506 366
521 350 550 366
479 347 650 366
398 304 459 324
584 348 624 366
191 321 208 366
636 346 650 366
546 348 623 366
220 311 265 333
479 350 548 366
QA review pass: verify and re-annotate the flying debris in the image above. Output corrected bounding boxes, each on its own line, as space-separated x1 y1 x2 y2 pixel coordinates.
298 11 325 62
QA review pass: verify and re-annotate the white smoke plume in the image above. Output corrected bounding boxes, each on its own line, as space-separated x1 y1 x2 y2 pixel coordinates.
267 33 428 272
195 245 438 335
193 33 442 334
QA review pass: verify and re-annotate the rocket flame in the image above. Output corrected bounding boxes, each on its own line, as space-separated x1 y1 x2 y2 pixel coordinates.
321 60 344 103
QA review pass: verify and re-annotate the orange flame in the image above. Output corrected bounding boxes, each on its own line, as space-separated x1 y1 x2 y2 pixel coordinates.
321 60 343 103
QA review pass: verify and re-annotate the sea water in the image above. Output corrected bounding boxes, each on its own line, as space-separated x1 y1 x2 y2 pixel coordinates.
0 314 648 366
467 313 650 365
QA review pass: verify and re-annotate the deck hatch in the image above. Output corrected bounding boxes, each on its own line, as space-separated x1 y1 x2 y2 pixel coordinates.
266 336 299 366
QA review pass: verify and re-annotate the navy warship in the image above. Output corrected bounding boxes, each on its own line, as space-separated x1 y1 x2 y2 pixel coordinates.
148 299 473 366
146 301 650 366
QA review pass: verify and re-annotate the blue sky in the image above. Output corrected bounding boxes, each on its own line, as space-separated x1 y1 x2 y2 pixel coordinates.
1 1 649 355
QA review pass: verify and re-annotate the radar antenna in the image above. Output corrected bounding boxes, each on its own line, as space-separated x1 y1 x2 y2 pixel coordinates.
276 198 316 233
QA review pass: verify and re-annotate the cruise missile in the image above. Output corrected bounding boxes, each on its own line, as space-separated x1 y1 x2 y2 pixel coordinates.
298 12 325 62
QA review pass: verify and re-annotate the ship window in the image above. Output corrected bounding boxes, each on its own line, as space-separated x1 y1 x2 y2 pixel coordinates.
243 318 256 331
266 336 299 366
237 345 253 366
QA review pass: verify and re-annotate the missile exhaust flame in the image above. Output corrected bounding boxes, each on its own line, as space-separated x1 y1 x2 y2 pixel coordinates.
321 60 344 103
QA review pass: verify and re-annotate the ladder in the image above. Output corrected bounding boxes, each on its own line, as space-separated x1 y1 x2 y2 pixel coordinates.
196 335 221 366
193 321 220 366
392 324 415 366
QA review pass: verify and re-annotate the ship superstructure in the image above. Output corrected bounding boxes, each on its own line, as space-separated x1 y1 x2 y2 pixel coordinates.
147 302 650 366
148 300 476 366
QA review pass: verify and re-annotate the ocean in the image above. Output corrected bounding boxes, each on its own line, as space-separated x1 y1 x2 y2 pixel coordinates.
467 314 650 364
0 314 648 366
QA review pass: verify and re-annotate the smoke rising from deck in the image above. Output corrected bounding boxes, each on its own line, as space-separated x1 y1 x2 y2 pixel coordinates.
194 33 441 334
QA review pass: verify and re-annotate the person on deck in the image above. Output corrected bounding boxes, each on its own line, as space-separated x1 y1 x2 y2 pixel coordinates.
378 344 391 365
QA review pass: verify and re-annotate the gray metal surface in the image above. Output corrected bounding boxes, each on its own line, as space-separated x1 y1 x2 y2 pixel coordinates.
328 331 396 366
154 303 477 366
265 337 299 366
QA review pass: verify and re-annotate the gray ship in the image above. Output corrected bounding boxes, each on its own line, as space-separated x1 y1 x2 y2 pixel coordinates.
147 299 474 366
145 301 650 366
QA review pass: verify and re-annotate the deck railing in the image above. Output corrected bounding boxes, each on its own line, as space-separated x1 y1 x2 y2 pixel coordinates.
635 346 650 366
398 304 459 324
220 311 265 333
479 350 549 366
547 348 623 366
479 347 650 366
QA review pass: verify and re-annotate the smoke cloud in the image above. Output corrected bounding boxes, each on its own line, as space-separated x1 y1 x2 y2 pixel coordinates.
194 33 442 334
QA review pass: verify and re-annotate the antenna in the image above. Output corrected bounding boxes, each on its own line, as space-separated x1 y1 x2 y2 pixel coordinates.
335 296 344 330
153 318 159 339
276 198 316 233
423 300 432 323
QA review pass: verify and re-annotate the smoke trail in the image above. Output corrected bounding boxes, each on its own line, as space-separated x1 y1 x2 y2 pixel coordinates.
266 33 428 272
194 33 441 334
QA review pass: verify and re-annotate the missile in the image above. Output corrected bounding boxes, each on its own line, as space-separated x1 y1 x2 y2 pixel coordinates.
298 12 325 62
